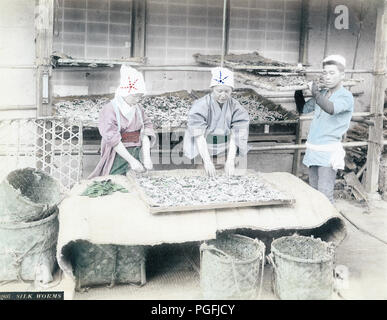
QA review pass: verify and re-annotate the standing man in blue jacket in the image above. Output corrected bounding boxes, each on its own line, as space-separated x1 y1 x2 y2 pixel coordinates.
294 55 354 203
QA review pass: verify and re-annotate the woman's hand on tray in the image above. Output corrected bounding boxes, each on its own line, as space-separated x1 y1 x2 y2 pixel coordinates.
129 158 146 173
204 160 216 177
224 159 235 176
143 156 153 171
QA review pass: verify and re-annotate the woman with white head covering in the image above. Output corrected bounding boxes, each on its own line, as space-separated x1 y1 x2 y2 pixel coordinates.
183 67 250 176
88 65 156 178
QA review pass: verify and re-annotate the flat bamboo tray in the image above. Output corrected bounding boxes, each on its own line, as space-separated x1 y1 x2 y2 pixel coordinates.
141 90 195 130
235 71 363 92
191 88 298 124
194 52 296 71
53 91 196 130
127 169 295 214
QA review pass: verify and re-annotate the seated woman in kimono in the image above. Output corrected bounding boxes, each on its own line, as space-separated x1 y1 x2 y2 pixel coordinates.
183 67 250 177
88 65 156 178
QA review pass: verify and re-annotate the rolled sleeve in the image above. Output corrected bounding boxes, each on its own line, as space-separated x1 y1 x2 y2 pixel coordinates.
231 102 250 156
98 104 121 148
141 107 157 147
232 127 249 156
187 101 208 137
333 94 354 114
230 102 250 129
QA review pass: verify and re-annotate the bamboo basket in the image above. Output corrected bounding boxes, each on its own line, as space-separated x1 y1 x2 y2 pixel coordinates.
200 234 265 300
0 168 62 223
267 235 335 300
0 209 59 282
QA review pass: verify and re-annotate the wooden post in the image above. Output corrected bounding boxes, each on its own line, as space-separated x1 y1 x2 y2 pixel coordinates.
323 0 332 58
35 0 54 172
131 0 147 58
298 0 309 65
220 0 231 67
292 119 303 177
294 0 309 175
224 0 231 57
35 0 54 117
365 0 387 195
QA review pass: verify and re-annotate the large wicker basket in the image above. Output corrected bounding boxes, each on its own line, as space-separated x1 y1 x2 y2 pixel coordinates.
0 209 59 282
200 234 265 300
0 168 62 223
268 235 335 300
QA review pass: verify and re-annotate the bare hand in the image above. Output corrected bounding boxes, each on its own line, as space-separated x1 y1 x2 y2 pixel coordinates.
129 158 145 173
204 161 216 177
311 81 319 97
307 81 313 92
143 157 153 170
224 159 235 176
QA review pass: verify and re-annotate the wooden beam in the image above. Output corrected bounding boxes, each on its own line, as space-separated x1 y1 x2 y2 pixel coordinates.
291 119 303 177
131 0 146 58
224 0 231 56
298 0 309 65
300 112 372 121
323 0 332 58
0 105 37 111
250 141 374 152
220 0 229 66
365 0 387 194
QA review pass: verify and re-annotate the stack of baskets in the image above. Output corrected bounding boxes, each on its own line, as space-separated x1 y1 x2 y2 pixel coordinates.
71 240 147 291
0 168 62 283
200 233 266 300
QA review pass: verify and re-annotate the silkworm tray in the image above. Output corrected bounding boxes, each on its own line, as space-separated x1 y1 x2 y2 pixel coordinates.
127 169 295 214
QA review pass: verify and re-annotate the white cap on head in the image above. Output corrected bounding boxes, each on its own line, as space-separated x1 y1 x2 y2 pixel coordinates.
116 65 146 97
322 55 346 69
210 67 234 88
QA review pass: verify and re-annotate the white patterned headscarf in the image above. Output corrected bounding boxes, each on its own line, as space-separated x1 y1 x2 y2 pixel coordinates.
116 65 146 97
113 65 145 128
209 67 234 88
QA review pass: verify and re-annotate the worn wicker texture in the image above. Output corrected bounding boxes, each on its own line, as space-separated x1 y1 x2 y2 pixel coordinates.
71 240 146 290
0 168 62 223
269 235 335 300
200 234 265 300
0 210 59 281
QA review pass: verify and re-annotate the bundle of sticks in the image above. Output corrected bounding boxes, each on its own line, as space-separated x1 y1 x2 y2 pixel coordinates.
335 105 387 201
343 123 369 177
343 105 387 180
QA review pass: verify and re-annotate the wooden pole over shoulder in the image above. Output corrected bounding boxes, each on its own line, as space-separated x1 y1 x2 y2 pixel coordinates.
365 0 387 195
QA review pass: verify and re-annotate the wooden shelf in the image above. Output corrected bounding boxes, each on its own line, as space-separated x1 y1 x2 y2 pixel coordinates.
51 56 146 70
